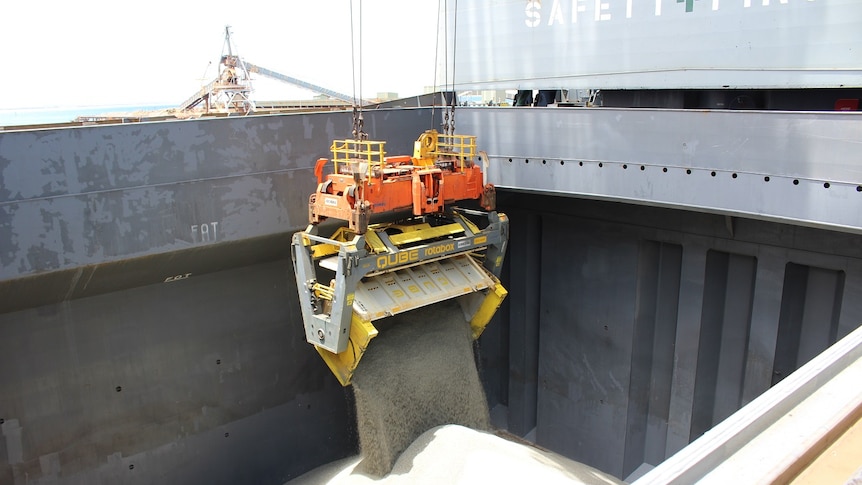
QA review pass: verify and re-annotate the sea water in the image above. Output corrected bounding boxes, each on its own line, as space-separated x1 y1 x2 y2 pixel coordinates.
0 105 174 127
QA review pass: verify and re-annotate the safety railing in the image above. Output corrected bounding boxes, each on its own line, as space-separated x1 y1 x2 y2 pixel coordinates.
330 139 386 178
435 134 476 168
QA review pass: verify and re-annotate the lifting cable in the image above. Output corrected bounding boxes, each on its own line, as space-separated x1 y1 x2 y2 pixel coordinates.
431 0 442 130
439 0 458 136
349 0 366 140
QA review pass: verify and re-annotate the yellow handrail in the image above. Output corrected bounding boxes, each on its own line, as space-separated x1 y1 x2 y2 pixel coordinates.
328 133 476 175
435 134 476 170
330 139 386 178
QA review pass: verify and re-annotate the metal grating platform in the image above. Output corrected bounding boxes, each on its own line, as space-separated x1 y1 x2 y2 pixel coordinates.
352 254 493 321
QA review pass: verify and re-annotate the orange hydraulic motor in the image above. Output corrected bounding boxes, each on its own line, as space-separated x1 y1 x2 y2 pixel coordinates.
309 130 496 233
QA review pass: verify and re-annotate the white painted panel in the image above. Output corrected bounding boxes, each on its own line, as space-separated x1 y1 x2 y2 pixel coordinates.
446 0 862 90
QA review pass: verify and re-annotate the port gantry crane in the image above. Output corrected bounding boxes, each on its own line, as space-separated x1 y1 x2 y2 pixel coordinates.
179 26 367 114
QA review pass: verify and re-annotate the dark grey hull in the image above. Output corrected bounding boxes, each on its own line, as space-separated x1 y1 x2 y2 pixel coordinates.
2 107 861 483
0 108 436 313
1 259 353 484
480 192 862 479
0 109 433 484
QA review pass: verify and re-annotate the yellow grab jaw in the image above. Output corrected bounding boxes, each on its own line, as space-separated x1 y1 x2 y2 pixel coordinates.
315 257 508 386
315 313 379 386
469 279 508 340
292 210 510 386
315 280 507 386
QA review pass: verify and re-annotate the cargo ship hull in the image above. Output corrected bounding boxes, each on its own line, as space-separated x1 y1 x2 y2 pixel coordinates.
2 105 861 482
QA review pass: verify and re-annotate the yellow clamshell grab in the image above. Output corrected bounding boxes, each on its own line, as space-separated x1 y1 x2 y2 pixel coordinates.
290 131 509 385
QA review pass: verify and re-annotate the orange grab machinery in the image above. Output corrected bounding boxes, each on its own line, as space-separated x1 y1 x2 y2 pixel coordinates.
291 129 509 385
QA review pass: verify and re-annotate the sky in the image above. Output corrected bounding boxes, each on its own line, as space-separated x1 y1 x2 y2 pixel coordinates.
3 0 443 109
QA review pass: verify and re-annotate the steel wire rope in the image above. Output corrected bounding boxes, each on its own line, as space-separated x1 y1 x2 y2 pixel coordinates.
349 1 357 106
440 0 459 136
349 0 365 139
450 0 458 135
359 3 362 115
442 0 449 134
431 0 443 129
